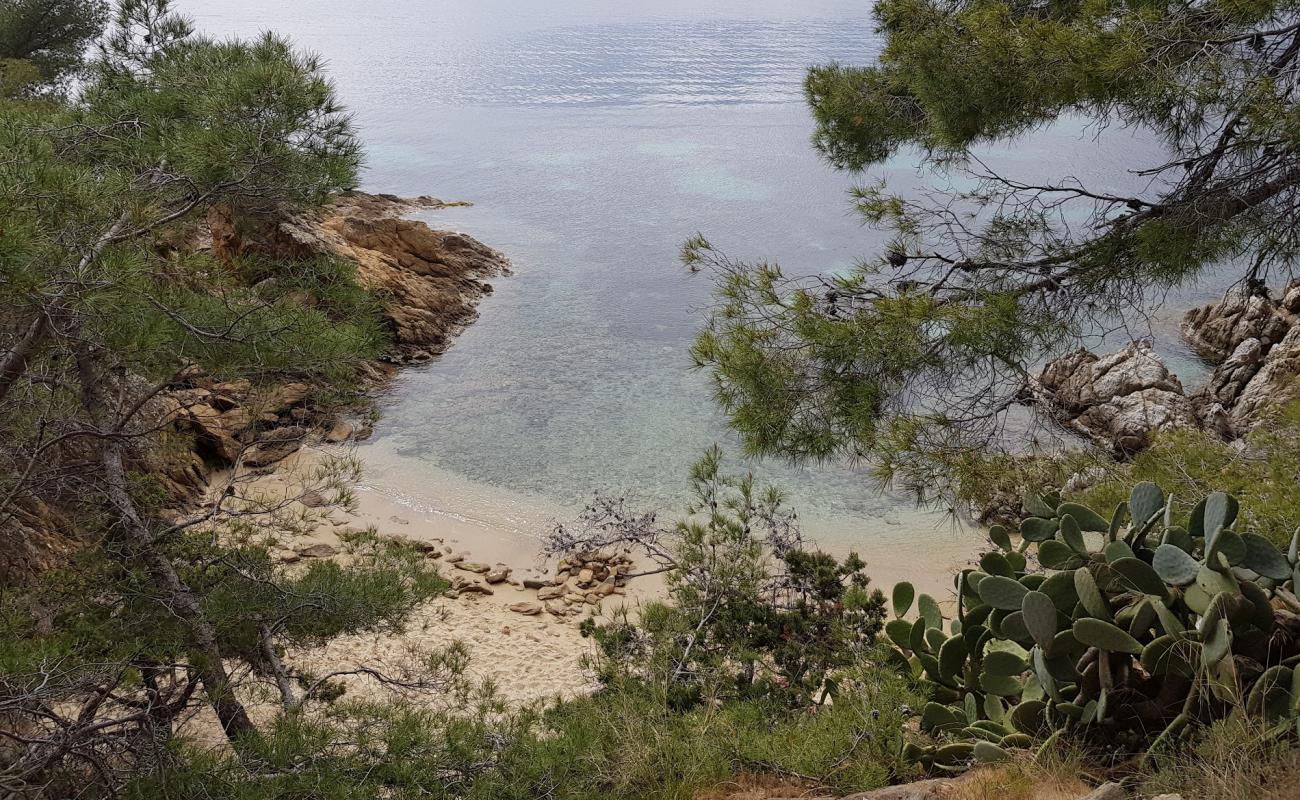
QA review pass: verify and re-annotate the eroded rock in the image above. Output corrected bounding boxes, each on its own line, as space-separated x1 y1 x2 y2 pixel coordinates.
207 192 510 363
1036 341 1197 453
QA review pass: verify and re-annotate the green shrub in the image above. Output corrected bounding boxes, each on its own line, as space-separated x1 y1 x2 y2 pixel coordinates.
885 480 1300 773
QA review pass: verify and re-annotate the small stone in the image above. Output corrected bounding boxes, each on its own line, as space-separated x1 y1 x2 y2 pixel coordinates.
324 419 354 443
485 568 510 584
522 577 549 590
593 579 615 596
444 553 464 564
295 542 337 558
454 561 491 574
1078 784 1125 800
509 601 544 616
577 568 594 585
277 549 301 564
536 585 565 601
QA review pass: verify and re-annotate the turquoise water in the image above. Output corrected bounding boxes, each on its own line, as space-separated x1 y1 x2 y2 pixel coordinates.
183 1 1222 565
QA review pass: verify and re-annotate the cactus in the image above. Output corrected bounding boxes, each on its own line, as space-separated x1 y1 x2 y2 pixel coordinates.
1152 543 1199 585
886 483 1300 774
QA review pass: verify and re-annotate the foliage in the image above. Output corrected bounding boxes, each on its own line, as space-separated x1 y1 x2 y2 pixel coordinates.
553 447 888 709
0 3 406 795
688 0 1300 502
885 480 1300 773
1072 400 1300 547
0 0 107 93
119 658 921 800
1140 715 1300 800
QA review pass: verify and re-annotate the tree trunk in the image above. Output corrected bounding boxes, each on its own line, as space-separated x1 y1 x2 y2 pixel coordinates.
99 441 257 742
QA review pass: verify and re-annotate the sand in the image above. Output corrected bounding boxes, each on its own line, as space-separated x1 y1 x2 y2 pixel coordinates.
217 441 979 709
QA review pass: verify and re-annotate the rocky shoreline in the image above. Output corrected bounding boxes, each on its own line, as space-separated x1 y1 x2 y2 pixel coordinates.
1032 277 1300 454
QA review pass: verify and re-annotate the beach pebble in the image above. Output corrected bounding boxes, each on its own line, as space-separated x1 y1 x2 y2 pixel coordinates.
536 585 565 601
295 542 338 558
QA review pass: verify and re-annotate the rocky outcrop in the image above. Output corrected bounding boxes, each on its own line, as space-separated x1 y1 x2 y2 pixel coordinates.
1181 280 1300 362
207 192 510 363
1184 278 1300 431
1034 278 1300 453
1035 341 1197 453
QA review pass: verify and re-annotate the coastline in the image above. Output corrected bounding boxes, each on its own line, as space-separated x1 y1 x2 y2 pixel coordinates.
191 192 981 708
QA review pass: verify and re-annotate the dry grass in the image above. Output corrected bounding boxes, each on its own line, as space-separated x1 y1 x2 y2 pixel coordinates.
693 771 829 800
1141 717 1300 800
947 750 1091 800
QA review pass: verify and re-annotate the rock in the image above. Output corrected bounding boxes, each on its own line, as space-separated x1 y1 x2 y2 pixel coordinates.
485 567 510 584
576 568 594 586
450 574 492 595
522 577 549 590
267 382 313 413
454 561 491 574
410 539 441 553
299 490 326 508
1182 283 1294 363
593 580 616 596
841 778 955 799
444 553 464 564
242 426 308 468
544 601 566 617
295 542 337 558
536 585 565 601
207 192 510 362
509 601 544 616
1228 325 1300 427
1036 341 1196 453
176 402 247 463
1148 795 1184 800
276 549 301 563
1183 278 1300 431
324 419 354 443
1078 783 1125 800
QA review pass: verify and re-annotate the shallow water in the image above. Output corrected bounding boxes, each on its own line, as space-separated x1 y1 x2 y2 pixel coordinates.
185 1 1230 576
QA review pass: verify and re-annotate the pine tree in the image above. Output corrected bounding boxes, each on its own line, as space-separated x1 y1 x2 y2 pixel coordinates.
687 0 1300 502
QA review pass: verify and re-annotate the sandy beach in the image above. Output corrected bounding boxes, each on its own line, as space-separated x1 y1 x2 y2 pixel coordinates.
223 441 979 708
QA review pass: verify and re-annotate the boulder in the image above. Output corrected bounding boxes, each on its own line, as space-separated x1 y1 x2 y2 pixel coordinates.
242 426 308 468
1228 325 1300 427
1036 341 1196 453
1182 283 1295 362
509 601 544 616
841 779 955 799
450 574 492 595
299 490 326 508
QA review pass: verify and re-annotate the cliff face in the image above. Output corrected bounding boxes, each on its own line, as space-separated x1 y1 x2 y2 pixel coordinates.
208 192 511 363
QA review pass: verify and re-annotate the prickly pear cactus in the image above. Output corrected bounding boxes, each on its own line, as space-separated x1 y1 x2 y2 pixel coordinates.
887 482 1300 772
